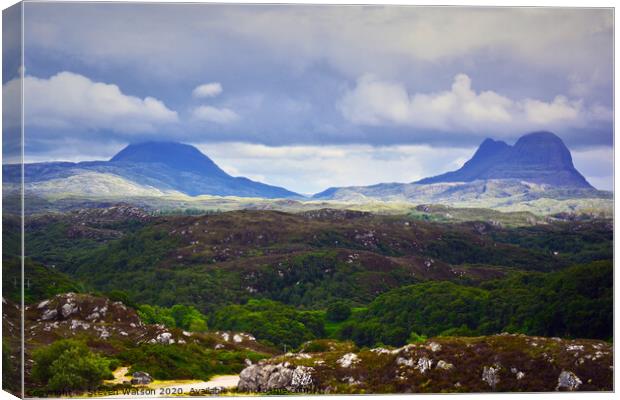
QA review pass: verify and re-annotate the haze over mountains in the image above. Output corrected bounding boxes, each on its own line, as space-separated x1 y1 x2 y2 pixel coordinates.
2 131 608 206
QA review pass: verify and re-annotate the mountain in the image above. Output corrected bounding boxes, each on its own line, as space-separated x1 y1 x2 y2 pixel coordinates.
110 141 230 179
4 142 301 199
417 131 593 188
313 132 602 203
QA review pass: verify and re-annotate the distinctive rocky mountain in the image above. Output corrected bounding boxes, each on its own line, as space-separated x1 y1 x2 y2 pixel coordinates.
417 131 592 188
3 142 300 199
313 132 604 203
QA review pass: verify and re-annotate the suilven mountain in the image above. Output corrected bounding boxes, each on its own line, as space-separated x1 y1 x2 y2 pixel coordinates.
417 131 592 188
313 131 603 202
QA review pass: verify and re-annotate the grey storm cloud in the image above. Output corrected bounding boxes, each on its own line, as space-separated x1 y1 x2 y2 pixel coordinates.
2 3 613 190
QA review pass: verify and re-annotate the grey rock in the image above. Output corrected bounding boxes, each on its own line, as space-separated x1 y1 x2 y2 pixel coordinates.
156 332 173 344
337 353 359 368
61 302 78 318
131 371 153 385
415 357 433 374
556 371 582 391
436 360 454 370
238 363 314 392
482 364 501 389
41 309 58 321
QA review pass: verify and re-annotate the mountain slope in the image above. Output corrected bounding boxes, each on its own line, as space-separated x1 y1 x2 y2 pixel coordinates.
417 131 592 188
4 142 301 199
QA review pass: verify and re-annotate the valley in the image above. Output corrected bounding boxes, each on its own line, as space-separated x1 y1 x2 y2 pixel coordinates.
2 202 613 395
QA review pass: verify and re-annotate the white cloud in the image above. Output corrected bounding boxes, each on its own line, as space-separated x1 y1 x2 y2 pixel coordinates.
195 142 475 194
3 71 178 133
192 105 239 124
192 82 223 98
340 73 611 134
571 146 614 191
522 96 581 125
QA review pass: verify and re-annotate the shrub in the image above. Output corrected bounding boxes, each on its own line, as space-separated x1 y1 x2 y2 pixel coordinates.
32 340 112 392
407 332 428 344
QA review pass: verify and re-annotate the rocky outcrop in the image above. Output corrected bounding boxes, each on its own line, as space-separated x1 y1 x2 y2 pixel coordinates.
238 335 613 393
238 362 314 392
24 293 271 356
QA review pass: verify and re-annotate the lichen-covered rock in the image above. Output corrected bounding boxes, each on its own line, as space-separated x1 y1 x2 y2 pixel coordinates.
415 357 433 373
482 364 501 389
436 360 454 370
337 353 359 368
238 363 315 392
556 371 582 391
396 357 415 367
131 371 153 385
61 302 78 318
41 309 57 321
428 342 442 352
156 332 173 344
291 366 314 388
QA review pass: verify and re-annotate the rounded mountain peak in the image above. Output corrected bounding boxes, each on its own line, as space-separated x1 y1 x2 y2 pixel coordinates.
515 131 564 145
110 141 228 176
510 131 573 169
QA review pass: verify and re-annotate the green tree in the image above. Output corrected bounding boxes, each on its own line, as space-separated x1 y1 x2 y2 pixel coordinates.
137 304 208 332
326 301 351 322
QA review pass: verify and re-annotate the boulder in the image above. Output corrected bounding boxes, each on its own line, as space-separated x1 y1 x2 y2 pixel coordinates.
156 332 173 344
436 360 454 370
41 309 58 321
415 357 433 374
482 364 501 389
131 371 153 385
556 371 582 391
337 353 359 368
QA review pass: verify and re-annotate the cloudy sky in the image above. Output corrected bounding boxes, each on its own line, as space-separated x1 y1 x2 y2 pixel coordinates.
2 3 614 192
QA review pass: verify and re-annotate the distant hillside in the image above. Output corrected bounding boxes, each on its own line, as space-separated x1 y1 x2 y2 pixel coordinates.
3 142 300 199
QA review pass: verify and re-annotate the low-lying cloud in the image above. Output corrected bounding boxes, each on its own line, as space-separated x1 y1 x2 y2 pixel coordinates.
195 142 475 194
